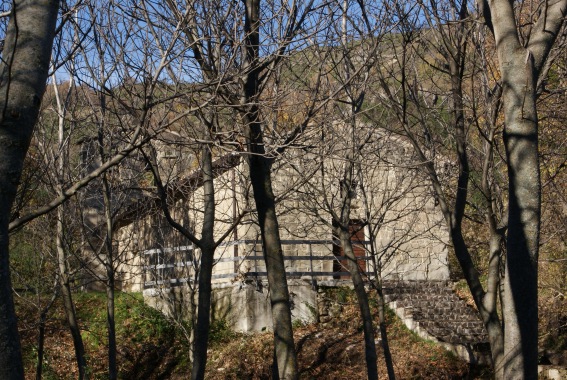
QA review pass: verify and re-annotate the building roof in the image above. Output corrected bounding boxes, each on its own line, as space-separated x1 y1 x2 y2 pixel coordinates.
114 153 241 230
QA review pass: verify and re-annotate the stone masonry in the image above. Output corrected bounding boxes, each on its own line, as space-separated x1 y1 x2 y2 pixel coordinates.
383 280 490 363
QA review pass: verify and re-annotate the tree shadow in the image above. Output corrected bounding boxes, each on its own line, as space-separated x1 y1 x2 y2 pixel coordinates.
297 330 358 376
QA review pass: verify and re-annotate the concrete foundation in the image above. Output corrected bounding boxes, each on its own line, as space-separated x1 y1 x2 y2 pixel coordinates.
144 279 320 332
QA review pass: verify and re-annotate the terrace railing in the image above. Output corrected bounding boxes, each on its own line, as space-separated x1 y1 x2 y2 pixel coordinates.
142 239 372 289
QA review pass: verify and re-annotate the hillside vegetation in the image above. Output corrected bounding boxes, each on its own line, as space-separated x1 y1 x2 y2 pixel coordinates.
16 290 488 379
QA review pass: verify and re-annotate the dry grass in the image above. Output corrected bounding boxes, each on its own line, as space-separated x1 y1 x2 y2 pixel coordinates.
206 296 481 380
17 290 489 379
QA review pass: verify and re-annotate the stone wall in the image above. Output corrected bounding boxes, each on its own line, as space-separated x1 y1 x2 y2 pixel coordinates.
115 134 450 300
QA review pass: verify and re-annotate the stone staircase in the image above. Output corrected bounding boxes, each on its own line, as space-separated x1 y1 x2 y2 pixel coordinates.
382 281 490 364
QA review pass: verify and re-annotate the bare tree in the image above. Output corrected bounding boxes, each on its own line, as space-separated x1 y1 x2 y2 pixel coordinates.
370 1 567 378
413 2 507 376
297 2 383 378
65 2 209 376
150 1 326 378
139 134 246 380
239 1 299 374
0 1 60 378
44 71 88 378
478 1 566 377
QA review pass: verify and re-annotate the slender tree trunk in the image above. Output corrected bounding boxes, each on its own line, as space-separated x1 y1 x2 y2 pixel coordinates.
35 307 47 380
337 2 378 375
59 280 88 380
242 0 298 378
105 278 117 380
339 77 379 380
54 72 88 378
246 128 298 379
359 220 396 380
141 139 227 379
374 277 395 380
35 289 57 380
406 6 509 373
336 153 378 380
448 58 506 374
337 227 378 380
245 113 298 379
481 111 506 379
191 145 215 380
0 224 23 380
446 52 508 380
101 172 117 380
0 1 59 378
364 210 395 379
364 200 395 380
190 245 214 380
451 230 504 373
35 307 48 380
57 207 88 379
189 284 197 360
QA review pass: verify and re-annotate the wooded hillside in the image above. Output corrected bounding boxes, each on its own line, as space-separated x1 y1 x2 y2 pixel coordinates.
1 1 565 379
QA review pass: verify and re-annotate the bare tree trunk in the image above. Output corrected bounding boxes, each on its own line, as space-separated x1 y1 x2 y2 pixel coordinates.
190 245 214 380
336 154 378 380
191 145 215 380
501 52 540 380
245 125 298 379
57 207 88 379
396 3 510 373
141 131 244 378
360 179 395 379
337 227 378 380
364 203 395 380
93 64 119 376
377 300 394 379
105 277 117 380
452 231 504 375
500 47 540 380
53 67 88 379
35 288 57 380
360 178 395 379
242 1 298 378
448 44 505 377
484 1 567 377
0 1 59 378
373 276 395 380
0 211 25 380
102 172 117 380
480 85 506 379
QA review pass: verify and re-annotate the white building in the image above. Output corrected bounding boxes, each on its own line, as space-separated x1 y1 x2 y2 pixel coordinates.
110 127 450 331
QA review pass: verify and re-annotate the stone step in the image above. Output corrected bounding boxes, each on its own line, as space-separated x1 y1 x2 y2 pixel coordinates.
418 320 488 344
383 280 452 291
383 281 489 350
385 293 456 302
390 298 472 313
411 308 482 322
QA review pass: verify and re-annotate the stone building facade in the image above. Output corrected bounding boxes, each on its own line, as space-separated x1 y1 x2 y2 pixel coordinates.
105 125 452 332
